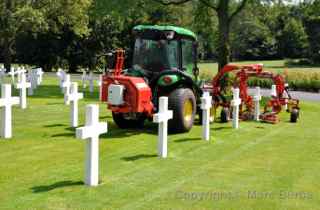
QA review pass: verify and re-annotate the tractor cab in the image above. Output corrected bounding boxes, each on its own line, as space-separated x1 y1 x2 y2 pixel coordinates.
131 25 199 81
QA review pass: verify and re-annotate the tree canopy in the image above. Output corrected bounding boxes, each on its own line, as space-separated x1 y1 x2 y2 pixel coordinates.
0 0 319 72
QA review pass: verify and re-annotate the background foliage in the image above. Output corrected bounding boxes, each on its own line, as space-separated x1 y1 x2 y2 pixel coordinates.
0 0 319 72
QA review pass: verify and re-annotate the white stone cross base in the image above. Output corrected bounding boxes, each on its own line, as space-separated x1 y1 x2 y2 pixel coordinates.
76 104 108 186
201 92 212 141
0 84 20 139
253 87 262 121
231 88 241 129
62 74 71 105
15 74 31 109
67 82 83 128
153 97 173 158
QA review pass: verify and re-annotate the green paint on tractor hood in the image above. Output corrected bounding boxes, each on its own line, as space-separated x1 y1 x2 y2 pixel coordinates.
133 25 197 40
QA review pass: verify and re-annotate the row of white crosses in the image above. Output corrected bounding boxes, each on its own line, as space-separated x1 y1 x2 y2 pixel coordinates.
0 66 42 84
231 84 290 126
0 67 44 139
27 68 44 95
153 93 213 159
57 70 104 186
73 94 212 187
82 71 95 93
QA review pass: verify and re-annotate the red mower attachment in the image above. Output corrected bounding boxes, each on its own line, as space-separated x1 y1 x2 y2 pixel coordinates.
101 49 154 117
209 64 300 124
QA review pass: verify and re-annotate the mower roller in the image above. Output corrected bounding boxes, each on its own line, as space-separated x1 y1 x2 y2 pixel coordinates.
101 25 300 133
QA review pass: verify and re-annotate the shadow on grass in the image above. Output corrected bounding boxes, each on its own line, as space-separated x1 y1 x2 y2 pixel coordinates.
101 122 158 139
46 102 63 105
65 127 76 132
174 138 201 143
44 123 66 128
51 133 74 138
212 126 232 131
31 181 84 193
121 154 157 161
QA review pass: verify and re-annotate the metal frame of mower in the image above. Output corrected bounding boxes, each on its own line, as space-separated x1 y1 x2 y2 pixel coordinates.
202 64 300 124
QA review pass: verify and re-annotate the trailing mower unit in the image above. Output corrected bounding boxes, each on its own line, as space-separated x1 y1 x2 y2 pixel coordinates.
101 25 300 133
206 64 300 124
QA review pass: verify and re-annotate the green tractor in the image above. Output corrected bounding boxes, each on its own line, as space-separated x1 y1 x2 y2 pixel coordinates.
102 25 204 133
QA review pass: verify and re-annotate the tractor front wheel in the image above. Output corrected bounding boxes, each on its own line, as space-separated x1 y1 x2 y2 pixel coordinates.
112 112 145 129
168 88 196 133
290 108 299 123
220 107 230 123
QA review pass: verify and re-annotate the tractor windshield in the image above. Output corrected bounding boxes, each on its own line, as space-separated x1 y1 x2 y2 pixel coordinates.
132 38 179 73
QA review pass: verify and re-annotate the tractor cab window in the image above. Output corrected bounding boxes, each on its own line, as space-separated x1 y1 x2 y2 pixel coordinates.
133 38 179 73
181 39 194 74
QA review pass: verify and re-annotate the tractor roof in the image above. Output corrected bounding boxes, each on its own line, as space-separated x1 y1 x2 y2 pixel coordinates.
133 25 197 40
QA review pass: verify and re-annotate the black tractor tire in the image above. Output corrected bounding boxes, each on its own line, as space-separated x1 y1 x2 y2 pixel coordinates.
220 107 229 123
168 88 196 133
112 112 145 129
290 108 299 123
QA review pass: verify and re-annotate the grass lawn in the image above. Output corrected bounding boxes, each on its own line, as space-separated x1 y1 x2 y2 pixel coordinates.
0 75 319 210
198 60 320 80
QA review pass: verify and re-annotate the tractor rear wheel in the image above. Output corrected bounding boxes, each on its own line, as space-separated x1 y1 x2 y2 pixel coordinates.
290 108 299 123
112 112 145 129
220 107 229 123
168 88 196 133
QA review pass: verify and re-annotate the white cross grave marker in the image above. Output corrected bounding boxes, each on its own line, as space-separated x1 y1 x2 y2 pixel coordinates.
88 71 94 93
271 84 277 97
76 104 108 186
62 74 71 105
16 67 26 83
35 68 44 85
15 74 31 109
201 92 212 141
27 70 35 96
97 75 103 100
0 84 20 139
56 69 66 90
253 87 262 121
231 88 241 129
66 82 83 127
284 83 289 110
82 71 87 88
8 67 15 83
153 97 173 158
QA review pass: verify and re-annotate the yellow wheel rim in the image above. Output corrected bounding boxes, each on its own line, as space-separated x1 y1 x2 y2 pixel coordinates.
183 99 193 123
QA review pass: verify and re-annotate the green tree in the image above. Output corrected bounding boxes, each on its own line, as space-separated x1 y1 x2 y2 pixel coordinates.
151 0 249 70
281 18 309 58
0 0 46 71
0 0 92 71
302 1 320 63
231 18 277 60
